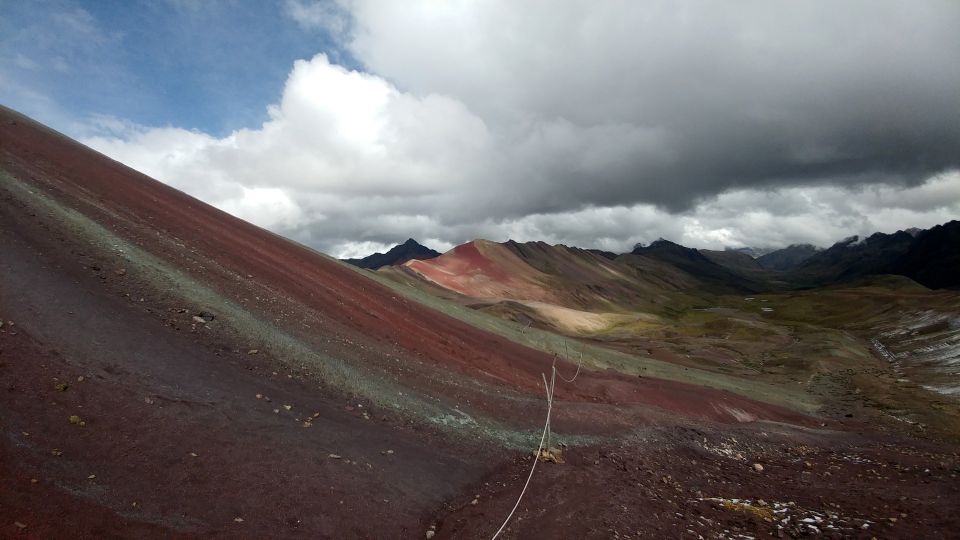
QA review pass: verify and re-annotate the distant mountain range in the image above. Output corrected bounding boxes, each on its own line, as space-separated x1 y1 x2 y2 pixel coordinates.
363 220 960 292
343 238 440 269
755 244 820 271
768 223 956 289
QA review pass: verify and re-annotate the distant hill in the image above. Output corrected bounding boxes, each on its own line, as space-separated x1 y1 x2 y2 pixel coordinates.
344 238 440 269
388 239 701 313
727 246 775 258
893 220 960 289
699 249 764 273
629 239 764 292
786 232 915 286
756 244 820 271
587 248 618 260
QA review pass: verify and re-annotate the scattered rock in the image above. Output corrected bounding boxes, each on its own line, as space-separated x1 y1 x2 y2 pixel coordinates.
234 517 244 523
14 522 26 530
752 463 764 472
87 474 96 479
283 404 292 411
248 349 259 355
470 498 478 505
197 311 215 322
329 454 342 459
144 396 154 405
189 452 198 457
51 449 62 457
55 382 69 392
69 415 84 426
192 316 207 324
426 530 435 539
114 268 126 276
76 376 84 382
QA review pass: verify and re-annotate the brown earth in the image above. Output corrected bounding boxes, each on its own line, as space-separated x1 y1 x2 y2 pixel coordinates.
2 105 959 538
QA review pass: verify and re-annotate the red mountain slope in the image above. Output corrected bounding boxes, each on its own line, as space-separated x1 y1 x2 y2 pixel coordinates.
1 106 817 537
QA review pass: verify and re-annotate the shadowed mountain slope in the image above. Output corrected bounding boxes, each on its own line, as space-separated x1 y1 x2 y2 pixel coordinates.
786 231 916 287
698 249 764 273
893 220 960 290
629 239 765 293
756 244 820 271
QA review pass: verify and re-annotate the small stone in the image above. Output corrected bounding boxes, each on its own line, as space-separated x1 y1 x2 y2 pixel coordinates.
426 531 435 539
14 522 26 529
470 498 478 505
248 349 259 355
255 394 263 399
51 449 62 456
234 517 244 523
30 478 38 484
889 517 897 523
69 415 83 425
189 452 198 457
76 376 84 382
87 474 96 479
329 454 342 459
752 463 764 472
144 396 154 404
283 404 292 411
192 316 207 324
55 382 69 392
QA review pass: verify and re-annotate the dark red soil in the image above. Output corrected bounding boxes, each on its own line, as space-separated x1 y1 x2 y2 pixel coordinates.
2 106 958 538
0 106 808 427
438 425 960 539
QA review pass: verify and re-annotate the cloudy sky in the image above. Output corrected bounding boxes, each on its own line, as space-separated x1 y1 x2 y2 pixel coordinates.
2 1 959 257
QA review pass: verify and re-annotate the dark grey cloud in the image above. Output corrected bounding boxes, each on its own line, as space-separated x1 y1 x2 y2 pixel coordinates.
350 0 960 215
82 1 960 256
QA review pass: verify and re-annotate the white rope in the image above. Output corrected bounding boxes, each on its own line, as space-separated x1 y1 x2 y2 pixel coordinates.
491 372 554 540
556 348 583 384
